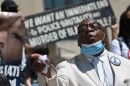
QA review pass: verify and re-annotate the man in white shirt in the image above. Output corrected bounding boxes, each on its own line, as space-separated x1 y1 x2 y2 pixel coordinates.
31 18 130 86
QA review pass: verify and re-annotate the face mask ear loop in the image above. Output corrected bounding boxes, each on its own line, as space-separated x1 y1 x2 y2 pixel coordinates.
101 32 106 46
101 32 105 41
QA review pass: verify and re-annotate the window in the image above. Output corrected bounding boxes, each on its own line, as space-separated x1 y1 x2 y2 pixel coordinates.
43 0 88 10
44 0 53 10
55 0 65 8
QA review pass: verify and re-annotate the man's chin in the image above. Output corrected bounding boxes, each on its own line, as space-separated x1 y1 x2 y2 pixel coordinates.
86 39 97 44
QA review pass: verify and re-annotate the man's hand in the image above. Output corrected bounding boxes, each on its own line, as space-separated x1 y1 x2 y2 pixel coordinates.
31 54 51 78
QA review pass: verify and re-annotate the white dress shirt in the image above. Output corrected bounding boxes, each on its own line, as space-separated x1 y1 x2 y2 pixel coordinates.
85 49 113 86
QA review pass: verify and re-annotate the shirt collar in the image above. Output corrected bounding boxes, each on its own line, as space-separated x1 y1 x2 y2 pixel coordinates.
84 49 107 63
98 49 107 62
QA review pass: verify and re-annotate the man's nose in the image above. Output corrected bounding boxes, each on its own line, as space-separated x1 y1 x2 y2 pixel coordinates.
87 26 93 31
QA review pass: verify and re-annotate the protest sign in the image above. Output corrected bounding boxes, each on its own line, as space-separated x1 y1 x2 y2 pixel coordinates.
24 0 115 46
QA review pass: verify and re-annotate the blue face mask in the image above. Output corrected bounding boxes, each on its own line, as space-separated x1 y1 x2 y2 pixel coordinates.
80 40 104 56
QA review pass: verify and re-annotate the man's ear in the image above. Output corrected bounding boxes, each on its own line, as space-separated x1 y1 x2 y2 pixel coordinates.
102 33 107 43
102 35 110 49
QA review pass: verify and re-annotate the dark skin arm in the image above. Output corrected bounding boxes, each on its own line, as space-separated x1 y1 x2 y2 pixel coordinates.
111 23 119 40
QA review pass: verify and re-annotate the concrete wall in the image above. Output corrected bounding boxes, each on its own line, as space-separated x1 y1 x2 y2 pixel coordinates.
109 0 130 22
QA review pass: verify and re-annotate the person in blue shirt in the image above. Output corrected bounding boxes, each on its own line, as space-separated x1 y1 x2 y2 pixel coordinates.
110 5 130 59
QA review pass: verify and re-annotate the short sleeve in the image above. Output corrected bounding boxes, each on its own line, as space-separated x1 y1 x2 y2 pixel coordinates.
110 39 121 56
